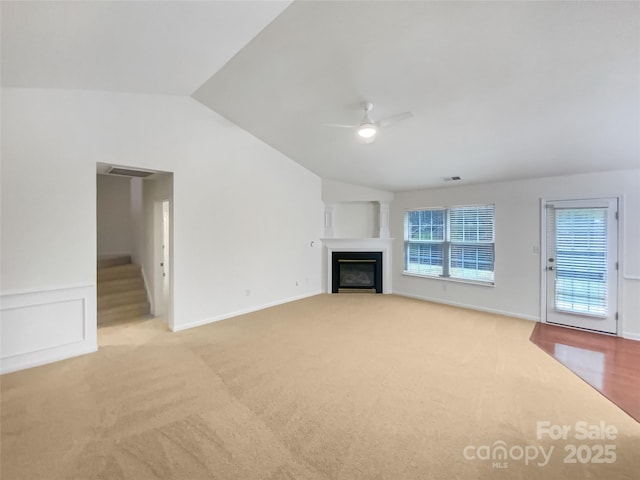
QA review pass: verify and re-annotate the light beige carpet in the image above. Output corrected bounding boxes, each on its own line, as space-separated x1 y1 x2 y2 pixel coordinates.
1 294 639 479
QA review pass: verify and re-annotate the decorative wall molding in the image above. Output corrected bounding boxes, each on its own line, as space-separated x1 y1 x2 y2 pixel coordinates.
323 204 336 238
0 285 97 374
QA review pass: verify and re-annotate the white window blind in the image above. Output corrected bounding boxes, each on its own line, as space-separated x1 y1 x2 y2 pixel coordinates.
549 207 608 316
449 206 495 282
405 209 445 276
404 205 494 283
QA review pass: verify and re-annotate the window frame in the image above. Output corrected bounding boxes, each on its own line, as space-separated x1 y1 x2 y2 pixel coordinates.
403 204 495 286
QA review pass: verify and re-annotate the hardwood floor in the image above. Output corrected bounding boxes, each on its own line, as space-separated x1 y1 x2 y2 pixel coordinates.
530 322 640 422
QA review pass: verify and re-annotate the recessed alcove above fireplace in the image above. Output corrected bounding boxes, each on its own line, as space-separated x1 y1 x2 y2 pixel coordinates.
332 251 383 293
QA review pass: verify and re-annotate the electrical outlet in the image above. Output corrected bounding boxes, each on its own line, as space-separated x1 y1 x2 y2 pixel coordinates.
533 245 540 254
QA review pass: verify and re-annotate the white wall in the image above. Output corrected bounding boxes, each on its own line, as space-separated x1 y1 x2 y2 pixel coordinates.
391 169 640 339
322 178 393 204
331 202 379 238
1 87 323 371
96 173 134 257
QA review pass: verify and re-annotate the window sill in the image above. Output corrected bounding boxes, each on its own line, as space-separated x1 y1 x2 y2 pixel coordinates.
402 271 495 287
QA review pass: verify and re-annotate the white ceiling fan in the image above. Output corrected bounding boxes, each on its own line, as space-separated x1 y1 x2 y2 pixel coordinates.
325 102 413 143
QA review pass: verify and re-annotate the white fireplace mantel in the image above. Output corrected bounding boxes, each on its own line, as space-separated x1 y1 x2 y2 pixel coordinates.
321 238 394 294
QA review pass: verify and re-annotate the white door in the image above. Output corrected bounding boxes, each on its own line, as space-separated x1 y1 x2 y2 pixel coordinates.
544 198 618 334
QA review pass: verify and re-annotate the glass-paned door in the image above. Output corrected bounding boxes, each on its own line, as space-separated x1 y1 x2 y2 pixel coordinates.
544 198 618 334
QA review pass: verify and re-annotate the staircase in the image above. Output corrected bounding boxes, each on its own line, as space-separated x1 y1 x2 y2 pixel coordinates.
97 255 150 325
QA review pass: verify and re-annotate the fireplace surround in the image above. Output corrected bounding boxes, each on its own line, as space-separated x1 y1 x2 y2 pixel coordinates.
321 238 392 294
332 251 383 293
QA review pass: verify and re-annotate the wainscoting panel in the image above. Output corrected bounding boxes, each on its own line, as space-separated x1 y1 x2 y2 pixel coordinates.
1 285 97 374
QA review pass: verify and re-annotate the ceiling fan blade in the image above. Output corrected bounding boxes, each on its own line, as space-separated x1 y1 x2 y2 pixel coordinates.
377 111 413 127
322 123 358 128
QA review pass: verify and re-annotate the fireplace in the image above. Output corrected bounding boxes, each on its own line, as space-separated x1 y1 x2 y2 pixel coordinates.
332 251 383 293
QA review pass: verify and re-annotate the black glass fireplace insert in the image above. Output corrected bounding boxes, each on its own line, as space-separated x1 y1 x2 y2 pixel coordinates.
332 251 383 293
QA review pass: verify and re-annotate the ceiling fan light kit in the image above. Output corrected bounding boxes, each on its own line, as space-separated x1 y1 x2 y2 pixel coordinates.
357 124 377 139
325 101 413 144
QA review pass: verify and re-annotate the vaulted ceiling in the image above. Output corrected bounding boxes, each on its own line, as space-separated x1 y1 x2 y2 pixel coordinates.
1 0 291 95
2 1 639 192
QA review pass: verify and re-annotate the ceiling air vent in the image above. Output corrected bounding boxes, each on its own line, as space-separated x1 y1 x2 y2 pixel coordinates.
442 176 462 182
107 167 155 178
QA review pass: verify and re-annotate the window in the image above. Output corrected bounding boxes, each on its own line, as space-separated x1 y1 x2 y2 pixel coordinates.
404 205 495 283
552 207 608 316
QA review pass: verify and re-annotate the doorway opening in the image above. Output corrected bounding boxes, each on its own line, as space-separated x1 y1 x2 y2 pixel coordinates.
96 163 174 331
541 198 619 335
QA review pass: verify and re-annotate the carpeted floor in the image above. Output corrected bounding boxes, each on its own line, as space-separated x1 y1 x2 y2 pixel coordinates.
1 294 639 479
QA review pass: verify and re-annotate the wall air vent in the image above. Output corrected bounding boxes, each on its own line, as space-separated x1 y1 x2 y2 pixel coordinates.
107 167 155 178
442 176 462 182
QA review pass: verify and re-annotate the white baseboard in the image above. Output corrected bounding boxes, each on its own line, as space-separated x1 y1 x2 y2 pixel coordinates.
171 291 322 332
0 343 97 374
392 291 540 322
1 285 97 374
622 331 640 341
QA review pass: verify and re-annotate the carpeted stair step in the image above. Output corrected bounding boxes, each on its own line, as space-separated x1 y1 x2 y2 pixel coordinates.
97 255 131 269
97 263 142 281
97 255 151 325
98 301 150 325
97 277 145 296
98 289 148 311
